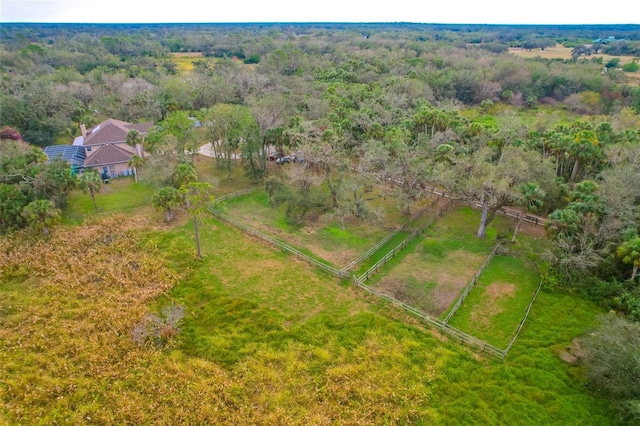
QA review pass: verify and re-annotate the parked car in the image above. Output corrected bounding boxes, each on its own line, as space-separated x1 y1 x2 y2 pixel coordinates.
268 152 282 161
276 155 291 164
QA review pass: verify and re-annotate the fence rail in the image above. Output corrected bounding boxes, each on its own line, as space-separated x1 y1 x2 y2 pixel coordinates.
340 225 405 274
211 186 538 360
352 275 505 358
211 209 343 277
504 278 544 356
352 166 546 227
358 199 454 282
420 184 546 227
443 244 500 325
214 186 259 203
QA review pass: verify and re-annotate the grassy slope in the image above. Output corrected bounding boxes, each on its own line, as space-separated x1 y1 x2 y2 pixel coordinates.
0 181 619 424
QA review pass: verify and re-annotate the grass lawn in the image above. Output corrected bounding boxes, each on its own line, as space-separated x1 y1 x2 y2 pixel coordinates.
193 156 258 196
0 196 619 424
223 189 401 268
63 177 157 224
366 206 511 316
446 252 542 347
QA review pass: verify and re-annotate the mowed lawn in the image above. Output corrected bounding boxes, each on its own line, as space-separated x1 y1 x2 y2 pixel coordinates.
63 177 157 224
0 181 619 424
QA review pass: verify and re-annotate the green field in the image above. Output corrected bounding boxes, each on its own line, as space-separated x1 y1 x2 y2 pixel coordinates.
0 176 620 424
63 177 157 224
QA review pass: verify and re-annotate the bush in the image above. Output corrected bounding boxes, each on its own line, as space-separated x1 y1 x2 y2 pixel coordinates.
0 126 22 141
133 304 186 348
580 314 640 421
622 61 639 73
605 58 621 69
243 54 260 64
582 314 639 380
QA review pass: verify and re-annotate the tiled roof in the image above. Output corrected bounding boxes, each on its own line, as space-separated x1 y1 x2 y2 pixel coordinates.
83 119 153 146
126 123 154 133
84 144 133 167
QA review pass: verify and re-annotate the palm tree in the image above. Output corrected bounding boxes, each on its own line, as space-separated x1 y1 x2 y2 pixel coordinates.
512 182 546 242
152 187 181 222
545 208 579 240
22 199 60 237
127 155 146 183
78 170 102 210
182 182 214 258
617 237 640 281
171 162 197 189
125 129 144 157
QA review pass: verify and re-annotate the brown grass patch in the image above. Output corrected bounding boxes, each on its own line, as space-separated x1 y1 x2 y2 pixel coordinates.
470 282 516 327
509 45 638 66
171 52 204 57
558 338 586 365
375 250 484 315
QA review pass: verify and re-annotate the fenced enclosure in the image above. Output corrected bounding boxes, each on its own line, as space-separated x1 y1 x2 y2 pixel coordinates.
443 244 500 325
358 199 455 282
209 188 543 360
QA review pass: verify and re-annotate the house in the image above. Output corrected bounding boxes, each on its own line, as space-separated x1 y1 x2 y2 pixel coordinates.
73 118 154 178
43 145 86 174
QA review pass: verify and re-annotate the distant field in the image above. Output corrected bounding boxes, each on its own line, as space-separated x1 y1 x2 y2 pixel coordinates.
170 52 207 72
509 44 638 65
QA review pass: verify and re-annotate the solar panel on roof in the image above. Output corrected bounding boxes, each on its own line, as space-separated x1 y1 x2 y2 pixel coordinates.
43 145 86 166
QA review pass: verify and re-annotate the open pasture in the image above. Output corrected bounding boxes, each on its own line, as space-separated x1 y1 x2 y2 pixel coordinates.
510 45 638 66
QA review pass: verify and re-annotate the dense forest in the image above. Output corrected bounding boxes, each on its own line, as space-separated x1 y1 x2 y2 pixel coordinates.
1 23 639 422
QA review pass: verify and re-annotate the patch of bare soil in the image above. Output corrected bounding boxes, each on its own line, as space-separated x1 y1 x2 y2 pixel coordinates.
518 221 547 239
470 282 516 327
375 250 485 316
558 339 585 365
171 52 204 57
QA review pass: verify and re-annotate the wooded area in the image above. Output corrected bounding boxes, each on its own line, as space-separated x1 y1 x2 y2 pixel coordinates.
1 23 639 423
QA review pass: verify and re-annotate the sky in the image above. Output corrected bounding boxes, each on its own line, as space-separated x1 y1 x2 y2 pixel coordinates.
0 0 637 25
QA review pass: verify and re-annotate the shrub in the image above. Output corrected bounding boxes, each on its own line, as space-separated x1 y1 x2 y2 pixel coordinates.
605 58 621 69
0 126 22 141
133 304 186 348
243 54 260 64
580 314 640 422
622 61 639 73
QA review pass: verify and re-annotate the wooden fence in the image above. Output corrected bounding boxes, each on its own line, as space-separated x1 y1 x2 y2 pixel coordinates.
211 187 540 359
210 209 343 278
352 165 546 227
443 244 500 325
358 199 455 282
352 275 506 359
340 225 405 274
420 184 546 227
214 186 259 203
504 278 544 355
